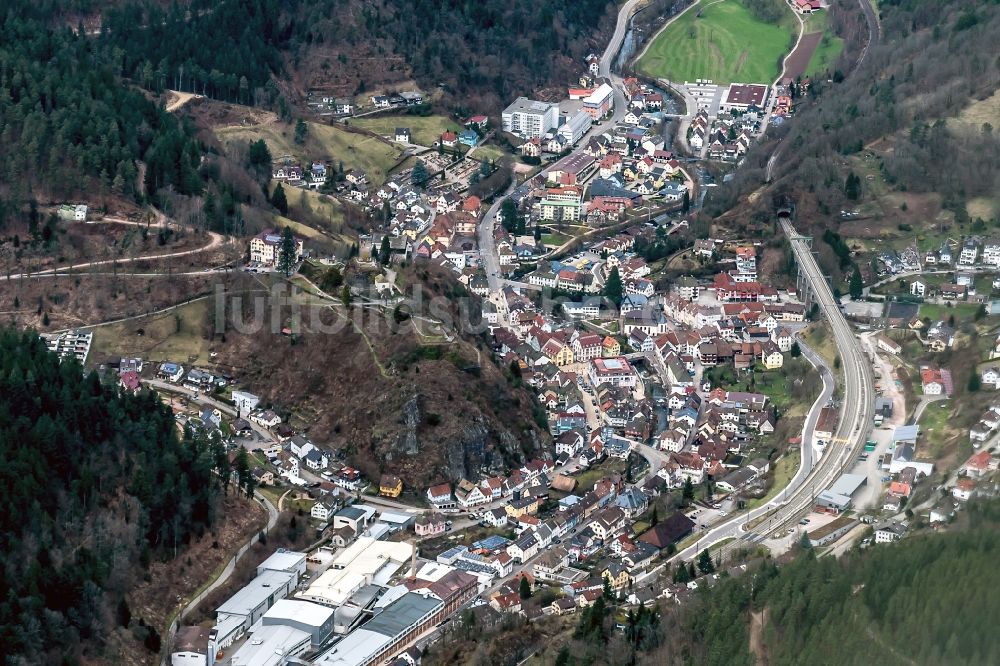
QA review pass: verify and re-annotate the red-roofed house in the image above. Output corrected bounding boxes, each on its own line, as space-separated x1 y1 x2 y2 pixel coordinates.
888 481 911 498
962 450 995 477
427 483 455 509
120 371 141 394
441 131 458 148
462 195 482 217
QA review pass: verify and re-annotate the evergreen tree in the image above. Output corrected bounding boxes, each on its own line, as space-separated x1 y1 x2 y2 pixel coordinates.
501 198 519 233
969 372 982 392
278 226 297 276
650 505 659 526
271 183 289 215
294 119 308 145
682 477 695 505
519 575 532 599
790 341 802 357
341 284 352 307
698 549 715 574
845 172 862 200
379 235 391 265
412 160 429 187
849 265 864 299
604 266 624 306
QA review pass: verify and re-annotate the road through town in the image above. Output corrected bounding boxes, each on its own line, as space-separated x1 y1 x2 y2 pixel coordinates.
635 217 875 579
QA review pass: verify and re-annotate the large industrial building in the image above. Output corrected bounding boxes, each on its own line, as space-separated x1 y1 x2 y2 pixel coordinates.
211 550 308 649
502 97 559 139
312 564 478 666
213 570 297 648
298 538 415 608
558 110 593 146
815 473 867 513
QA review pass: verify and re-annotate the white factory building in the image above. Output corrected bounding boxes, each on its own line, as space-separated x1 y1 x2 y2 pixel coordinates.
558 110 593 146
297 538 415 609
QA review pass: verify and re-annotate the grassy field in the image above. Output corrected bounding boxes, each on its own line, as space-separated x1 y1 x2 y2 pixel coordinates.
803 321 838 368
351 115 460 147
951 90 1000 135
216 120 403 186
637 0 794 84
541 232 572 248
918 400 960 459
748 452 799 509
572 460 628 494
967 196 998 222
473 143 507 163
918 302 981 325
90 299 213 364
802 13 844 77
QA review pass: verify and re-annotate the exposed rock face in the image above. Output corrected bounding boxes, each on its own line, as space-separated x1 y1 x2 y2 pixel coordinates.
397 394 421 456
223 301 551 489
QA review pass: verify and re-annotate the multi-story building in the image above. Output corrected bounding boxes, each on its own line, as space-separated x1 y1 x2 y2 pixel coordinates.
250 229 304 267
960 239 979 265
540 186 583 222
588 357 636 388
558 110 593 146
502 97 559 139
583 83 614 120
735 246 757 277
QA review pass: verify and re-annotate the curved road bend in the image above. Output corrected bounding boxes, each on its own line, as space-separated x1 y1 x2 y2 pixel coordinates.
638 218 874 578
635 332 835 583
479 0 644 296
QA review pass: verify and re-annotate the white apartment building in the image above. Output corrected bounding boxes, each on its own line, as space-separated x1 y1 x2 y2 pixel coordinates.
540 186 583 222
502 97 559 139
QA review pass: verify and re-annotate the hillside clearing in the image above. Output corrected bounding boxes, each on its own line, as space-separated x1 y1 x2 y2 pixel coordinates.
215 120 403 186
350 115 461 147
91 299 214 363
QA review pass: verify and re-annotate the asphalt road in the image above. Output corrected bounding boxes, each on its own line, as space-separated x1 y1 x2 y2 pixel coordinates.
634 332 835 582
631 216 878 581
770 219 875 533
479 0 641 297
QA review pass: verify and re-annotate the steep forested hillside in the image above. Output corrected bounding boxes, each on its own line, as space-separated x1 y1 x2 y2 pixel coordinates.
0 329 228 663
661 500 1000 666
98 0 616 110
0 1 202 216
711 0 1000 223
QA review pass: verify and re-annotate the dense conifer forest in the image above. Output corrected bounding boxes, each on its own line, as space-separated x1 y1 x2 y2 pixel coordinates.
0 1 202 218
661 500 1000 665
0 329 228 662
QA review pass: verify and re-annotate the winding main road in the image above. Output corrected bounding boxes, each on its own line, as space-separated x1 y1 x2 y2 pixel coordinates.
636 333 835 582
478 0 644 296
637 216 875 576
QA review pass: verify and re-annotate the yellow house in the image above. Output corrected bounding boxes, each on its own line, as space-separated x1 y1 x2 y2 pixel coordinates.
542 339 574 367
504 496 539 518
762 343 784 370
379 474 403 498
602 562 632 591
602 336 621 358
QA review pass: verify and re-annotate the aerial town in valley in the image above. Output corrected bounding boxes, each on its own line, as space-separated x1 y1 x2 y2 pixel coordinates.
15 0 1000 663
134 51 1000 666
